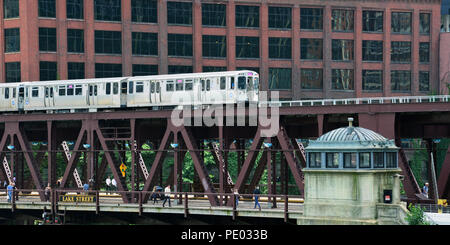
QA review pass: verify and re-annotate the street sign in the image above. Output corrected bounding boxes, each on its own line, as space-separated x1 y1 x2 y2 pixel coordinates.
120 163 127 177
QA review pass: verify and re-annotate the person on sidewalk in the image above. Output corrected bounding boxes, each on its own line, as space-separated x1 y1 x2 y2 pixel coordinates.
253 186 261 211
163 185 171 207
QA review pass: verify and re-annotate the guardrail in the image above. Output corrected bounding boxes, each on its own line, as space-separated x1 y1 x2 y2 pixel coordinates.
259 95 450 107
413 203 450 214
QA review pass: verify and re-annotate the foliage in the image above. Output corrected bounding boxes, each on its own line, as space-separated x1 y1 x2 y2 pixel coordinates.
406 204 431 225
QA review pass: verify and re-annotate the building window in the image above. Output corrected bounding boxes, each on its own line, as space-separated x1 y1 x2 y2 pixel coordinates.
373 152 384 168
343 153 357 168
236 5 259 28
419 13 430 34
68 62 85 79
386 152 397 168
39 28 57 52
391 12 411 34
132 32 158 56
301 69 323 90
236 36 259 58
95 63 122 78
4 28 20 53
132 64 158 76
167 1 192 25
67 29 84 53
359 152 371 168
391 41 411 63
5 62 20 83
203 66 227 72
94 0 121 21
362 10 383 32
308 152 321 168
332 9 354 32
332 39 353 61
419 71 430 92
269 37 291 59
202 3 226 27
268 68 291 90
362 40 383 62
38 0 55 18
95 30 122 54
269 6 291 29
67 0 83 19
326 153 340 168
300 8 323 30
202 35 226 58
168 34 192 57
168 65 193 74
391 70 411 92
362 70 383 91
331 69 354 90
132 0 157 23
3 0 19 19
40 61 57 81
419 42 430 63
300 38 323 60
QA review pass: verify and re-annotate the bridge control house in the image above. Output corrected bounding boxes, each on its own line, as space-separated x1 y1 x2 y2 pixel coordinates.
299 118 408 225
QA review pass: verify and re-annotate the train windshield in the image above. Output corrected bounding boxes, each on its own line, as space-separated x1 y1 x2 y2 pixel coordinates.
238 76 246 90
253 77 259 90
247 77 253 91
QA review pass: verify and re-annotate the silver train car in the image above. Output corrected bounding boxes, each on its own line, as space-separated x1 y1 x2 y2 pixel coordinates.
0 70 259 113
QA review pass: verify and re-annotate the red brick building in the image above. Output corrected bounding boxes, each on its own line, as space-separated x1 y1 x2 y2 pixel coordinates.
0 0 444 99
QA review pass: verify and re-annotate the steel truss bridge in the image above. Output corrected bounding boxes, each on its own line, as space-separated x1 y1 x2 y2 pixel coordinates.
0 95 449 222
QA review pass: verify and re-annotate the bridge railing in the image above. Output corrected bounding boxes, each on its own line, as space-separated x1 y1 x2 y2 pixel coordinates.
0 188 303 221
259 95 450 107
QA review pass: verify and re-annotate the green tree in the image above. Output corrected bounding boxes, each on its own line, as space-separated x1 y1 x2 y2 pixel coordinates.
406 204 431 225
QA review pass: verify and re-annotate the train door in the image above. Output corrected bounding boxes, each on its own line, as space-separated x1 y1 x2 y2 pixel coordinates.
18 86 24 111
120 81 127 107
200 78 210 103
150 81 161 104
88 84 98 106
44 86 54 108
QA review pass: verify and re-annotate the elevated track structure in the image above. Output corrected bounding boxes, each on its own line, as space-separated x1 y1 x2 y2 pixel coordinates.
0 95 449 209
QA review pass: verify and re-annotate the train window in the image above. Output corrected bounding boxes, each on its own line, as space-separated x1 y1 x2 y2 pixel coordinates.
45 88 49 98
75 85 82 95
136 82 144 93
254 77 259 89
220 77 226 90
89 85 93 96
151 82 155 93
113 83 118 94
12 88 16 98
156 82 160 93
230 77 235 89
121 82 127 94
238 76 246 89
185 80 193 91
5 88 9 99
201 79 205 91
106 83 111 95
94 85 98 96
166 81 174 92
32 87 39 97
59 85 66 96
247 77 253 90
206 79 210 91
129 81 134 94
67 85 74 96
176 79 184 91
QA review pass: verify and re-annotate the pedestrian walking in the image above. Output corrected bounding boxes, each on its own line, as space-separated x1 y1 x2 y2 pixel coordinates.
234 188 239 207
253 186 261 211
105 176 111 194
111 178 117 193
44 183 52 202
423 182 429 198
7 182 14 203
151 186 159 204
83 182 89 195
163 185 171 207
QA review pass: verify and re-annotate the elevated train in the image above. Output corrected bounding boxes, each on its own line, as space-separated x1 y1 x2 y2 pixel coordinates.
0 70 259 113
